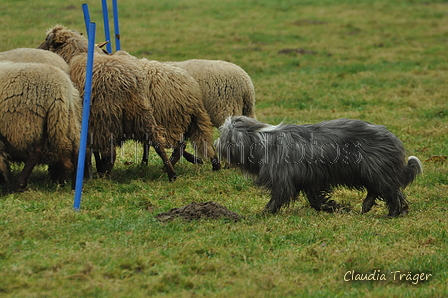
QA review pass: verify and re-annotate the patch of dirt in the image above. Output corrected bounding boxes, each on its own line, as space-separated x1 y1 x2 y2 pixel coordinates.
425 155 447 163
278 48 317 55
293 19 328 26
155 201 242 222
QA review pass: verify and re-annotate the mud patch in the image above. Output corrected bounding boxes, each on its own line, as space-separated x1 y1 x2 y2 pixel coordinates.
155 201 242 222
278 48 317 55
293 19 328 26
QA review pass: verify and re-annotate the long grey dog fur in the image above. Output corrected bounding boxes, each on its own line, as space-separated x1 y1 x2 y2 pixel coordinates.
215 116 423 217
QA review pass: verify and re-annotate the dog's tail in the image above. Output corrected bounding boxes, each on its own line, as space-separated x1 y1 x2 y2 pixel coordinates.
403 156 423 187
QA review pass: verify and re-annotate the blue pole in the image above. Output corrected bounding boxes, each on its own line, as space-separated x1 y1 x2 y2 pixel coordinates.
74 22 96 211
101 0 113 53
82 3 91 37
112 0 121 51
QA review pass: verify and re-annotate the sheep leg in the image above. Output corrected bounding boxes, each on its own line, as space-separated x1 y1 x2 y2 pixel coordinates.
183 151 204 165
70 149 79 190
84 148 93 180
48 162 67 185
99 152 116 176
153 144 176 182
170 142 218 169
169 142 186 167
141 143 150 165
93 151 104 174
0 153 13 193
141 143 191 170
170 142 211 167
93 149 116 176
210 155 221 171
48 150 78 190
16 146 43 192
169 142 205 165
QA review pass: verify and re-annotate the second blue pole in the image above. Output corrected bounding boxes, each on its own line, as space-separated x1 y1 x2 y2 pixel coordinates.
101 0 113 53
112 0 121 51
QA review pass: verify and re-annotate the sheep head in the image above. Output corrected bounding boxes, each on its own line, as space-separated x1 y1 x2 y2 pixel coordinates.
38 25 89 64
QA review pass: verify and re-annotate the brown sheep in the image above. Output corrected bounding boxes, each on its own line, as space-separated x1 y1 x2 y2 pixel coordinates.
116 52 221 170
37 25 104 64
39 25 220 171
68 53 176 180
38 25 176 180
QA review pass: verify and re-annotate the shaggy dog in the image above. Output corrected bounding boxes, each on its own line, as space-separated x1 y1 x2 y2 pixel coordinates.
215 116 423 217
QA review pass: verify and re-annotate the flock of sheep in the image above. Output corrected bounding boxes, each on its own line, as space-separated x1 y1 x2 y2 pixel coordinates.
0 25 256 193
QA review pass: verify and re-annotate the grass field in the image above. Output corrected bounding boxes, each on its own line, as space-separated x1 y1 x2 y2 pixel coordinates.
1 0 448 297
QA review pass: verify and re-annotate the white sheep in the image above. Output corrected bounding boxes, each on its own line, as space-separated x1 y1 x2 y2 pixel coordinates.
0 48 70 74
165 59 256 128
0 61 81 192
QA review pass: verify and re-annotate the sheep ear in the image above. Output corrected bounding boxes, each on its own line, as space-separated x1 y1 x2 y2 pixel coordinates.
96 41 111 54
96 41 109 48
37 32 54 50
46 33 55 44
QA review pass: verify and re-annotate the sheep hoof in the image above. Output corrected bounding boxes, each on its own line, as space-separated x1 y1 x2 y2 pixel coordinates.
16 183 27 192
212 163 221 171
223 163 233 169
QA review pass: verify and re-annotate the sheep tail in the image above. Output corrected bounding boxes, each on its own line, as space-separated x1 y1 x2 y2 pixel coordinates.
242 81 256 119
46 98 77 172
187 112 216 161
402 156 423 187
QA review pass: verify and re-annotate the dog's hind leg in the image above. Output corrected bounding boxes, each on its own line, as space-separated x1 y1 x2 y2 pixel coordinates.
385 189 409 217
361 191 378 214
305 189 341 213
397 190 409 216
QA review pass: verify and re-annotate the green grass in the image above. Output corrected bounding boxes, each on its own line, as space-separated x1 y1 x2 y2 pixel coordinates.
1 0 448 297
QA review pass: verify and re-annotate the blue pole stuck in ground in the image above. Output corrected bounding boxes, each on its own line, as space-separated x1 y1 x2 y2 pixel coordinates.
74 22 96 211
101 0 113 53
82 3 91 37
112 0 121 51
